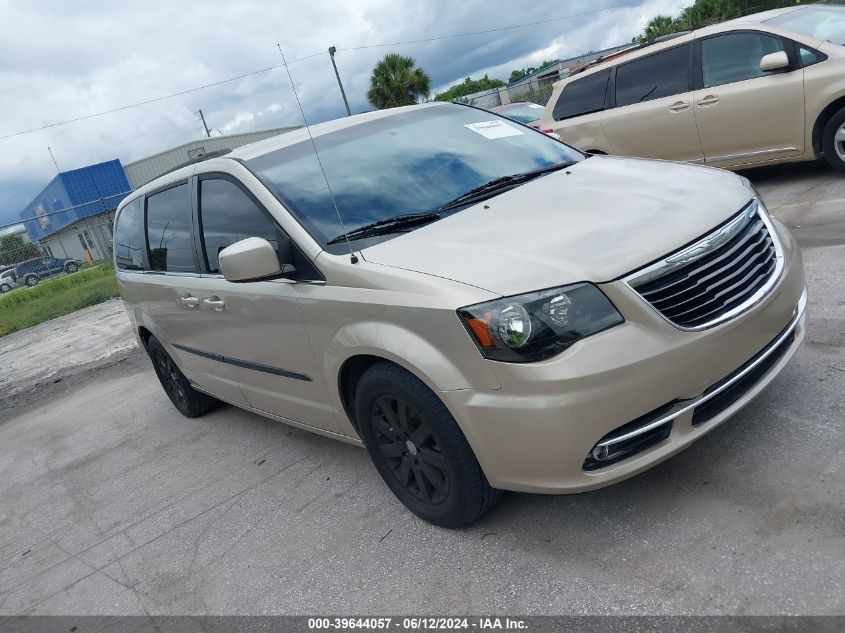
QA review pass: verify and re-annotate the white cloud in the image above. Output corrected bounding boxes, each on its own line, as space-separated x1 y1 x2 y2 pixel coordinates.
0 0 682 224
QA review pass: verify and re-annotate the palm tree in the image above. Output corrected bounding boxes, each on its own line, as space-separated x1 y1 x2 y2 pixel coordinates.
642 15 678 41
367 54 431 109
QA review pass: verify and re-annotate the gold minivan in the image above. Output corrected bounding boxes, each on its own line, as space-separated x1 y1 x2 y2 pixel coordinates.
540 5 845 172
115 102 806 527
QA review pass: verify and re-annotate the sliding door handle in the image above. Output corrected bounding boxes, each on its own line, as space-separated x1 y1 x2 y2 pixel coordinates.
668 101 690 113
697 95 720 107
179 295 199 308
203 296 225 311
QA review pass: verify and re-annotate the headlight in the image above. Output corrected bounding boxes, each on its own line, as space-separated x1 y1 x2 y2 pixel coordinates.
458 283 624 363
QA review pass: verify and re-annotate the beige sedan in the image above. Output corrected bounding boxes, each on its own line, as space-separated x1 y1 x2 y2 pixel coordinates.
541 5 845 172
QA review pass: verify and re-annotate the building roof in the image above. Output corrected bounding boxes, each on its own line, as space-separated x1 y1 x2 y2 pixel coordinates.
123 126 300 189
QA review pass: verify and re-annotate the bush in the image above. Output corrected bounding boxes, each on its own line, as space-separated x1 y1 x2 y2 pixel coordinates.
0 263 120 337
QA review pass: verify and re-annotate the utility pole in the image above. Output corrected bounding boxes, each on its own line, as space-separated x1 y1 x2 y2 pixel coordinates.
197 109 211 137
328 46 352 117
47 147 61 174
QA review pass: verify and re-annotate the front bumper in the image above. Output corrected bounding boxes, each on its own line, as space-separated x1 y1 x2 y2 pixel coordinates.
442 220 806 493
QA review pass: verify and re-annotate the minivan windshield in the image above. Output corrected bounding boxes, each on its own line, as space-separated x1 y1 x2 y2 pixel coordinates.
246 104 582 253
766 6 845 45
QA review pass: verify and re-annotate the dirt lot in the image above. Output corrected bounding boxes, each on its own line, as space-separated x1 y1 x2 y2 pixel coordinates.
0 162 843 616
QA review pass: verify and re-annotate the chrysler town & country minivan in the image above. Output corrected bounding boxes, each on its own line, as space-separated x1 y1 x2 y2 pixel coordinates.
114 102 806 527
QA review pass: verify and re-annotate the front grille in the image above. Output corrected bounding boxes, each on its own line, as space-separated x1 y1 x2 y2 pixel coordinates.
629 203 780 329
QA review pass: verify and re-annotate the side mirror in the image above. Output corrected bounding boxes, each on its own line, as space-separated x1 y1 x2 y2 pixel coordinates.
760 51 789 72
219 237 294 283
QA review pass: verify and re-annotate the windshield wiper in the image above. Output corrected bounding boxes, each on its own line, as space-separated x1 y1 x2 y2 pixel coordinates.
435 162 574 213
327 212 441 245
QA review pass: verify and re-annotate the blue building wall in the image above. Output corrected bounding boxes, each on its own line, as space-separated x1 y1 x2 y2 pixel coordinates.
19 159 131 242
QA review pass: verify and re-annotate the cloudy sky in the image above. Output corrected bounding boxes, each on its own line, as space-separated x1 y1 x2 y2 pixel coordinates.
0 0 686 227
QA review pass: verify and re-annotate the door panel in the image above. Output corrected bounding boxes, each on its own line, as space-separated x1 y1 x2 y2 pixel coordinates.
694 32 806 167
141 273 244 403
601 93 703 161
193 175 339 433
196 277 340 433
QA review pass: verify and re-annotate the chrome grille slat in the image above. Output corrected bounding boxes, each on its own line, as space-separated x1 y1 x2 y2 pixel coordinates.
639 219 764 299
625 201 782 330
648 234 772 310
658 240 773 316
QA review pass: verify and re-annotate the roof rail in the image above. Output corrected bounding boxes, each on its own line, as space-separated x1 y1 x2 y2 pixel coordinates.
569 30 692 76
157 149 233 179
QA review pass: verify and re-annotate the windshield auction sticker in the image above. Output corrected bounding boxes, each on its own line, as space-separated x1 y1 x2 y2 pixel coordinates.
464 120 524 139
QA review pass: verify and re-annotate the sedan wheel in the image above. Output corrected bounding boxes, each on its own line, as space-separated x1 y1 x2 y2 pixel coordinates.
822 107 845 173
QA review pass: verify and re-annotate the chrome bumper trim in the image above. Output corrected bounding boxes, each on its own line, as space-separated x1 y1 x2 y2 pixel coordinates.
597 287 807 450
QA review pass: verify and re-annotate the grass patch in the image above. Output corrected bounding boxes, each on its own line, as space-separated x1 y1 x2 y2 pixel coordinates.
0 263 120 337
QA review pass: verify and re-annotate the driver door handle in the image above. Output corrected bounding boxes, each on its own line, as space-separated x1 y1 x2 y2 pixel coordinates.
203 296 225 311
697 95 720 107
179 295 199 308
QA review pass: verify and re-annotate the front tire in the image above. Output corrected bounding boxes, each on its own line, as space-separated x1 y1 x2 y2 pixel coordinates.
147 336 217 418
354 362 500 528
65 262 80 273
24 275 39 287
822 107 845 173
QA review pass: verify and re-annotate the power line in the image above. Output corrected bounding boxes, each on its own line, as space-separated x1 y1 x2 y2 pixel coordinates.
336 0 643 51
0 1 648 142
0 51 326 142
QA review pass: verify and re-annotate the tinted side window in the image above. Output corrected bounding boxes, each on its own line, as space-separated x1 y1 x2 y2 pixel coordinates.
199 179 280 274
145 184 196 273
615 44 690 107
115 198 145 270
701 33 785 89
552 69 610 121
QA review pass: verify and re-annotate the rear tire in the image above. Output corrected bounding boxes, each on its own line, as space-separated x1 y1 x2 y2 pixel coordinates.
65 262 80 273
147 336 217 418
822 107 845 173
354 362 500 528
24 275 39 287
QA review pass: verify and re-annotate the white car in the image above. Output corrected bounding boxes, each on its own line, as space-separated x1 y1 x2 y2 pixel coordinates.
0 269 17 293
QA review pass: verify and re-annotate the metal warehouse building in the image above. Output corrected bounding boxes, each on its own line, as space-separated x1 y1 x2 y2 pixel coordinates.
18 127 299 263
123 127 299 189
19 160 131 262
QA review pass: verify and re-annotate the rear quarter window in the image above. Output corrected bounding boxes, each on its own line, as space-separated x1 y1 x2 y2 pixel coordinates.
145 183 197 273
552 69 611 121
115 198 146 271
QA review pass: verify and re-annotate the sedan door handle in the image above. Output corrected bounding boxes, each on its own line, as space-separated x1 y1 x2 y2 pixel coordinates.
203 296 225 311
697 95 720 107
668 101 690 113
179 295 199 308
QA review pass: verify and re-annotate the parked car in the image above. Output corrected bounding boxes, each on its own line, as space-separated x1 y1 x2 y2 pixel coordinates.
115 102 806 527
540 5 845 172
0 268 17 293
11 256 81 287
489 101 545 129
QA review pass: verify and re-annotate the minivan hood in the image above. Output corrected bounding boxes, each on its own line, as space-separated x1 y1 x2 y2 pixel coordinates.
361 156 753 296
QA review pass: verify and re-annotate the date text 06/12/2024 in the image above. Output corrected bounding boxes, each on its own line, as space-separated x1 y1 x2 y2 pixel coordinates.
307 617 528 630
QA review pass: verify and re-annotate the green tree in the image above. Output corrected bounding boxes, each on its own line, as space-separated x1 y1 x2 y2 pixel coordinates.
434 74 506 102
367 54 431 109
641 15 678 41
508 59 560 84
0 234 40 267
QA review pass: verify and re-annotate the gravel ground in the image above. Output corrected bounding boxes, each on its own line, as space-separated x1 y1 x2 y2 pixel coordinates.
0 162 842 617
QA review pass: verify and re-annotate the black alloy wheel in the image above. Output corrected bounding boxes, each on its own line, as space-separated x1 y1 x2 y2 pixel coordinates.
371 394 450 505
146 335 216 418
